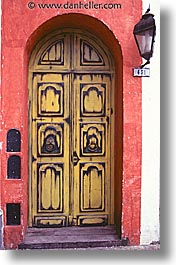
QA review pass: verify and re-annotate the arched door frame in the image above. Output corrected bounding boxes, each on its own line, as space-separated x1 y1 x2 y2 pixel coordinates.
26 13 123 236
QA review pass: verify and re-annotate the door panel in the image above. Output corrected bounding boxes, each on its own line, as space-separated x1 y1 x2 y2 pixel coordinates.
31 73 70 227
72 74 112 226
34 33 71 71
80 162 105 211
73 33 110 70
38 163 63 212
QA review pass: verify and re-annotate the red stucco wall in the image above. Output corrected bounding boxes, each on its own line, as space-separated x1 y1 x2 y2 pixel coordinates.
0 0 142 249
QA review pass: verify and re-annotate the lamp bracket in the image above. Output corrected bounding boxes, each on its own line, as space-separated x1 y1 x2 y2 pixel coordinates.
140 60 150 69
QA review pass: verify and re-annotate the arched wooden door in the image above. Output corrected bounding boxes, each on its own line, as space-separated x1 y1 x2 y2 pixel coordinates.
29 29 115 227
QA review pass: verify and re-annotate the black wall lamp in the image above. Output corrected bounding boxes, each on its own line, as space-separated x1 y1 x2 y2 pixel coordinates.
133 5 156 69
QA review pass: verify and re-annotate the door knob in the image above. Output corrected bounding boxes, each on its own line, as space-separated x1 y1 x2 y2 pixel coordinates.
72 151 80 166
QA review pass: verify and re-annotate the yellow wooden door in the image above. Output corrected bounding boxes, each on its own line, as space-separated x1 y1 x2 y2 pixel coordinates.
30 73 70 227
72 74 112 226
29 30 114 227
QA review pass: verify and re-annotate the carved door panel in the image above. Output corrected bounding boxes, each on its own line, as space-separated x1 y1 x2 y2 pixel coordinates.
72 74 112 226
31 73 70 227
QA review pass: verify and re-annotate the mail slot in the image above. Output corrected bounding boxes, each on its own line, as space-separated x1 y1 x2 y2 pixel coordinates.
7 155 21 179
6 203 21 226
7 129 21 152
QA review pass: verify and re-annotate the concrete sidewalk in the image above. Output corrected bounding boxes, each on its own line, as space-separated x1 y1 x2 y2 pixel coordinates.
100 244 160 251
61 243 160 251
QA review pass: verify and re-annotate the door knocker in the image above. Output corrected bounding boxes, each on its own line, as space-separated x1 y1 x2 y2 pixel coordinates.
42 134 59 153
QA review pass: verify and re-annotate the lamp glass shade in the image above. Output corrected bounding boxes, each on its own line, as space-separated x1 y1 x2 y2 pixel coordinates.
133 13 156 61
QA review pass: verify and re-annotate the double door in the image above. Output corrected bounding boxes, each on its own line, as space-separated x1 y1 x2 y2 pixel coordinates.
29 32 114 227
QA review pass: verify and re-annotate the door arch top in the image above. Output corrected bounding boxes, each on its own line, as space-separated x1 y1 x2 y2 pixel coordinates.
29 29 113 71
27 13 122 70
